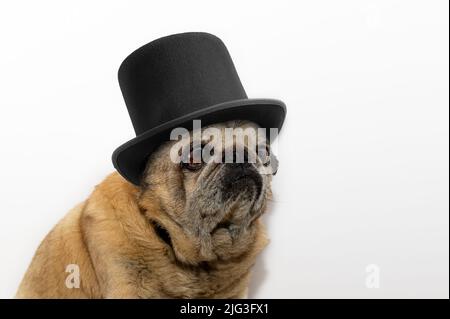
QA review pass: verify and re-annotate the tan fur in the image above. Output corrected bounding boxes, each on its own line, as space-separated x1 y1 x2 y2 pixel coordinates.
16 172 268 298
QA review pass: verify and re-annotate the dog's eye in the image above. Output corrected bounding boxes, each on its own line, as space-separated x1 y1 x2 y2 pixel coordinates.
259 145 271 167
181 145 204 171
258 144 278 175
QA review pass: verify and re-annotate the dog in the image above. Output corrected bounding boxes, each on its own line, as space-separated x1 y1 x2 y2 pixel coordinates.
16 120 277 298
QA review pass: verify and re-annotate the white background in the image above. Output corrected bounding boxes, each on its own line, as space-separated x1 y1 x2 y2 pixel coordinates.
0 0 448 298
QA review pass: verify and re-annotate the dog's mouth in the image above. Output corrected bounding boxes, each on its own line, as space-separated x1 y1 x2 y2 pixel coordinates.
150 220 173 249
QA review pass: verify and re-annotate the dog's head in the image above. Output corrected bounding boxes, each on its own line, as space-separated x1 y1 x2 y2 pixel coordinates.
138 120 277 264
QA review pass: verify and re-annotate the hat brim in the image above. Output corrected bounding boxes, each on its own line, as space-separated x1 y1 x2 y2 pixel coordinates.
112 98 286 185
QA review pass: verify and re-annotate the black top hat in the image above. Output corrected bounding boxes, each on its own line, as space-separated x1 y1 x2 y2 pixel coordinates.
113 32 286 185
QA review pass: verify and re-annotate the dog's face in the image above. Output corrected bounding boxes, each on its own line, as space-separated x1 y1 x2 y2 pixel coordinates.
138 120 277 264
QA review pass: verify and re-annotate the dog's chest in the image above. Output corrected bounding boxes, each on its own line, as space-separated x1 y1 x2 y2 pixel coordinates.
128 258 249 298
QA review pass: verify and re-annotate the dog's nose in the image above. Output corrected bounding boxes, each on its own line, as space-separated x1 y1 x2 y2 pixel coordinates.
222 146 262 194
222 159 263 199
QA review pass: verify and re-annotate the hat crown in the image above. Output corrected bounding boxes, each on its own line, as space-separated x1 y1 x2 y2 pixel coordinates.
118 32 248 135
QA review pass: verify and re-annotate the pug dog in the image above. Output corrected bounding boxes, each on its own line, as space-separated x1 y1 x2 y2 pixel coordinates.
16 120 277 298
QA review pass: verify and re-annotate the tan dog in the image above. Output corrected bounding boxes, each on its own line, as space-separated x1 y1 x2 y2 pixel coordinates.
16 120 276 298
